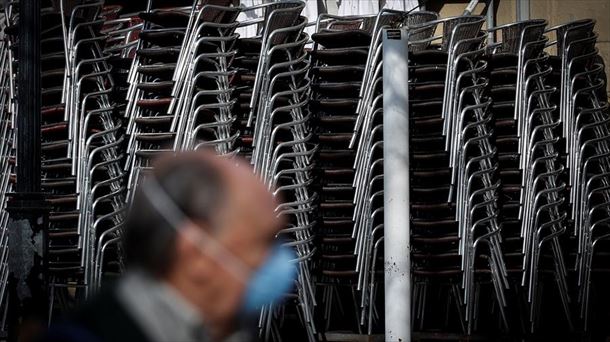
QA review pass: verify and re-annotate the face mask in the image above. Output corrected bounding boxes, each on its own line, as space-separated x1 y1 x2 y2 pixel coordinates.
241 243 296 314
142 176 297 314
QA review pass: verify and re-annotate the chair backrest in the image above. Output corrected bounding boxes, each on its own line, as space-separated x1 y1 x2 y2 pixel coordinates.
258 1 305 36
405 11 438 51
565 34 598 65
520 38 548 63
360 17 377 33
328 19 364 31
404 11 438 28
67 1 104 27
263 6 306 46
363 10 406 34
553 19 595 57
198 3 240 25
443 16 485 52
496 19 547 55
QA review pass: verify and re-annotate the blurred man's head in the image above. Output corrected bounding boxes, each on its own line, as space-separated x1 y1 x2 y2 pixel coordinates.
123 151 287 337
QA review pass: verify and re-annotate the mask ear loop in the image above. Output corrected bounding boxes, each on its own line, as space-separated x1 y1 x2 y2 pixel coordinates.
141 176 253 283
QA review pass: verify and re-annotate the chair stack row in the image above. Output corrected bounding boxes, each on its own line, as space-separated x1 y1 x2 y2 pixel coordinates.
0 0 128 315
349 13 610 338
2 0 610 339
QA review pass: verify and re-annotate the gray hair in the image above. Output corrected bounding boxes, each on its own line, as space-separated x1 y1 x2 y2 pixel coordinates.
123 157 225 277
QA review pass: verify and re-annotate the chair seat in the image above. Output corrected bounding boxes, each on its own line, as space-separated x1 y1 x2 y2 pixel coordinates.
139 29 186 47
312 29 371 49
137 48 181 63
135 132 176 142
313 65 365 82
137 81 175 94
138 63 177 78
137 98 172 111
311 47 368 65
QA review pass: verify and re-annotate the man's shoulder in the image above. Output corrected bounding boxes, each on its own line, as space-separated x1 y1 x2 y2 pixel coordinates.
47 286 151 342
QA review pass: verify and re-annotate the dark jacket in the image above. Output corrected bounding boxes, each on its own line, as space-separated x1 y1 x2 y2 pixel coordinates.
44 287 150 342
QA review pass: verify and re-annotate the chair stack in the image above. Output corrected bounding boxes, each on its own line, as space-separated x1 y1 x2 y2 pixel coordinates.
232 2 318 340
35 4 77 290
0 0 127 309
348 10 438 334
308 13 376 335
82 4 148 295
59 0 127 298
0 4 17 324
169 1 241 155
244 5 320 341
404 16 510 334
231 1 305 161
546 19 610 331
123 0 193 202
487 20 572 332
101 7 143 124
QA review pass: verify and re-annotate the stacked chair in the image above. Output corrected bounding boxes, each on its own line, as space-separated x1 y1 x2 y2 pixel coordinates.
85 4 147 294
170 0 241 155
123 0 193 202
232 1 306 160
403 16 509 334
487 19 572 333
311 9 437 334
101 6 143 124
546 19 610 332
123 0 242 196
309 12 376 335
0 4 17 330
236 3 319 341
99 11 143 274
47 0 126 305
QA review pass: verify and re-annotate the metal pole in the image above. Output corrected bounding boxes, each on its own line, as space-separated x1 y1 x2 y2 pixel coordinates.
486 0 496 43
17 0 41 193
462 0 480 15
7 0 48 339
516 0 530 21
383 27 411 342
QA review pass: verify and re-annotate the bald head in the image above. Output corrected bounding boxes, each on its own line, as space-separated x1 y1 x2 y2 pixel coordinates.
124 151 281 277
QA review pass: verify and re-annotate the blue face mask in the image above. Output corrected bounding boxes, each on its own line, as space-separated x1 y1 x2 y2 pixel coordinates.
142 177 297 314
241 243 297 314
